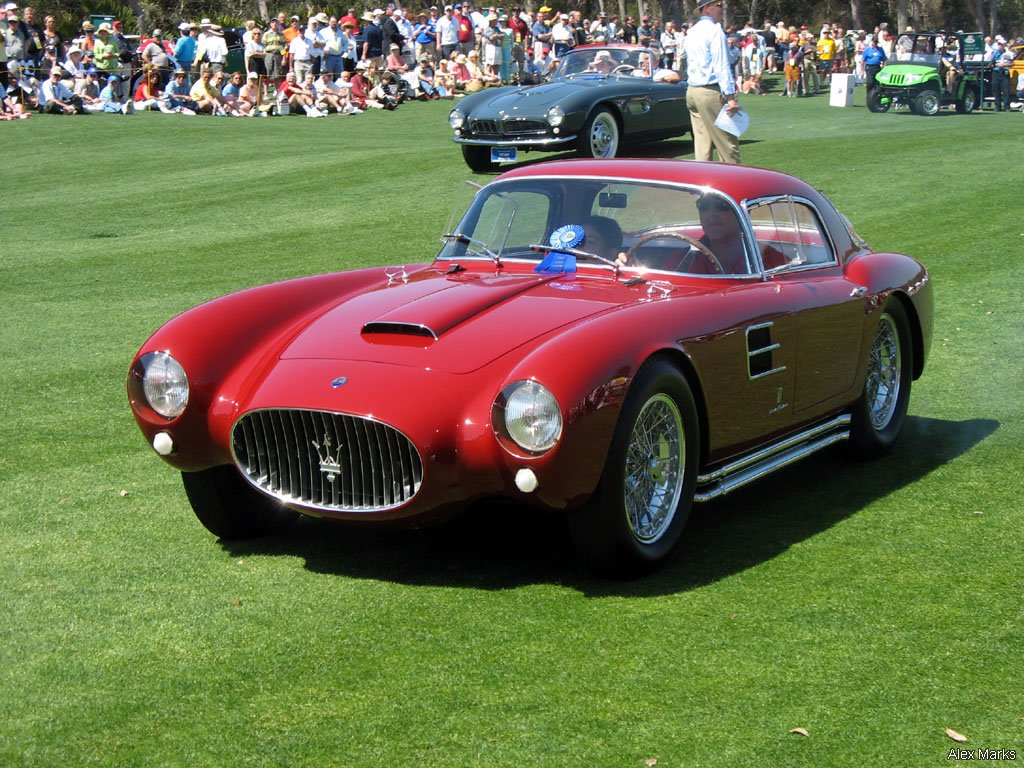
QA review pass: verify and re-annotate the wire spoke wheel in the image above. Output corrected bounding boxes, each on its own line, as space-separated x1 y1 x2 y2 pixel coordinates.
623 394 684 544
866 314 902 430
849 301 912 459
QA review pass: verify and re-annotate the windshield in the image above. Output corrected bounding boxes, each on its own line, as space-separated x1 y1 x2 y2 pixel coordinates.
553 47 657 80
437 177 758 276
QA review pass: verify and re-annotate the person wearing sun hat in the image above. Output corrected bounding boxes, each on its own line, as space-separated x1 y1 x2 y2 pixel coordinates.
92 22 120 76
683 0 740 164
197 23 227 73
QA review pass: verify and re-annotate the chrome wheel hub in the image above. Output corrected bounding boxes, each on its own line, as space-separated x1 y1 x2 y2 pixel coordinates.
591 115 618 158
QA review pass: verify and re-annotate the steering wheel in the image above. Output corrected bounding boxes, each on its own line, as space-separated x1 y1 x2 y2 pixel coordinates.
624 230 724 274
612 64 635 74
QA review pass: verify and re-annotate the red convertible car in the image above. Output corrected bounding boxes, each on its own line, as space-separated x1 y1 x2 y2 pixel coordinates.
128 160 932 576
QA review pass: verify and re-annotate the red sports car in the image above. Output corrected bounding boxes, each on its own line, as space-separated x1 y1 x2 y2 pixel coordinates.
128 159 932 576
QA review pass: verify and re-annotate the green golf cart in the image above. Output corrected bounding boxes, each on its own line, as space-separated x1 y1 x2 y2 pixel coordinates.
868 32 986 115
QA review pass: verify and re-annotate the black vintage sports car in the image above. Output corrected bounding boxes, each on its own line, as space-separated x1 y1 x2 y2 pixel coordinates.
449 45 690 171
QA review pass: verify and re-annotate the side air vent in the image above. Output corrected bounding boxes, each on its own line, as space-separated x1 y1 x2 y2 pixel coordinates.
746 321 786 380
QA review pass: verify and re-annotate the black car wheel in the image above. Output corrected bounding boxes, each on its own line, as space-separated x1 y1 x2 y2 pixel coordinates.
867 88 890 113
913 88 941 116
461 144 497 172
577 107 620 159
955 87 978 114
849 300 913 459
182 465 299 539
569 358 699 577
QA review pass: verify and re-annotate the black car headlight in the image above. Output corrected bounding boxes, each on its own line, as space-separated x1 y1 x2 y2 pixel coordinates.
138 351 189 420
493 380 562 454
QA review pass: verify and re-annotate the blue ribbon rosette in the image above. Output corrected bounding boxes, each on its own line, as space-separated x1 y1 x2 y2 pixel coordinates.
535 224 584 274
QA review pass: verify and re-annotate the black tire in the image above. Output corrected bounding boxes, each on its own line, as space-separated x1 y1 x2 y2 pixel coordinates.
569 359 699 577
867 88 890 113
576 107 620 159
848 300 913 459
181 465 299 539
913 88 941 116
955 87 978 114
461 144 497 172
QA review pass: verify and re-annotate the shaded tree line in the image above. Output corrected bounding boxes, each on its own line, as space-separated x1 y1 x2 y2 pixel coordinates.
47 0 1021 41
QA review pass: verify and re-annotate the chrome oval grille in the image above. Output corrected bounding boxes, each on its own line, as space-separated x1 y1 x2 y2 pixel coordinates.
231 409 424 512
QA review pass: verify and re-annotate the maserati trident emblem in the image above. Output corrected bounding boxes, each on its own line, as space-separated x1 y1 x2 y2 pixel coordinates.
312 436 343 482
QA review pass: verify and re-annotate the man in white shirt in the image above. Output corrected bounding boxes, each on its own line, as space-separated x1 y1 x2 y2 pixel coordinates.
436 5 459 60
196 24 227 73
305 13 328 74
551 12 572 58
684 0 740 163
39 66 82 112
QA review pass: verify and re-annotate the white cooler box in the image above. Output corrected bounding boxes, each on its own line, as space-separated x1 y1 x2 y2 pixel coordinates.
830 73 855 107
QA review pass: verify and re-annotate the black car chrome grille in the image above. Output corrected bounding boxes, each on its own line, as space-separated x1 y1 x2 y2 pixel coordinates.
470 118 501 134
502 118 549 135
468 117 550 138
232 409 423 512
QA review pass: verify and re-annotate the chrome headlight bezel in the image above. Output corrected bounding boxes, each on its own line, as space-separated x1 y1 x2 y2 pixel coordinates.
546 106 565 127
492 380 563 455
449 109 465 130
137 351 189 420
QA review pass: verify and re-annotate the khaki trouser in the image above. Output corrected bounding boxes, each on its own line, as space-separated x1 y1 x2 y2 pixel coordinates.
686 84 740 164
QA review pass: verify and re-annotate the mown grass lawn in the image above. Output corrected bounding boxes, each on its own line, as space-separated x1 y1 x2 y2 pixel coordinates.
2 82 1022 767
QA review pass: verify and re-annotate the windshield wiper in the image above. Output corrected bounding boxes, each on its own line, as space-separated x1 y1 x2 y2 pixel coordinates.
441 232 503 267
529 243 621 275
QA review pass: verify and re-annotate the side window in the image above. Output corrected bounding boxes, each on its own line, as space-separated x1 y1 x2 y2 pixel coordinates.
747 198 835 270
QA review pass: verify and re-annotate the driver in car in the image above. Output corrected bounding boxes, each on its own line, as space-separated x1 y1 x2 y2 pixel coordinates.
688 194 786 273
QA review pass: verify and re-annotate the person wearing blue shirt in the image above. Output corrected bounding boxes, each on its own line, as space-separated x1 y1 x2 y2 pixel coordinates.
989 41 1012 111
684 0 740 163
174 23 197 75
861 36 886 90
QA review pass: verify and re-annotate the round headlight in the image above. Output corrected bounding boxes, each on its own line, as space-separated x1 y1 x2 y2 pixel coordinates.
140 351 189 420
449 109 465 129
498 380 562 453
546 106 565 127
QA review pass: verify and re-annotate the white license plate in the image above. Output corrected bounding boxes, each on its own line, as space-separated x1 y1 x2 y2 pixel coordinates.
491 147 518 163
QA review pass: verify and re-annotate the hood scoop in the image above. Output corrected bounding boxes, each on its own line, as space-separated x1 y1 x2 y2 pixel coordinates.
361 274 552 341
361 321 437 340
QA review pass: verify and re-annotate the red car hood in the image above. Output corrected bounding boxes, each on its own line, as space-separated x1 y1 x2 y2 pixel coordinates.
280 268 634 374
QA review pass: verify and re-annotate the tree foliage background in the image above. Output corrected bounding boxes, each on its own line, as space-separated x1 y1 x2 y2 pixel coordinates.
46 0 1021 47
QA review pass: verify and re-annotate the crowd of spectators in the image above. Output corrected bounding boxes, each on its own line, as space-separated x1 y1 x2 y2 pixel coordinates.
4 0 1022 119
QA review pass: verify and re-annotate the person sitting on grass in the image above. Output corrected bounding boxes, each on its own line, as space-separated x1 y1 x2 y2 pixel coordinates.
74 67 104 111
163 69 198 113
189 67 221 113
238 72 262 115
314 70 355 113
133 68 169 111
97 73 130 112
39 66 84 113
221 70 253 115
1 75 31 118
277 71 326 116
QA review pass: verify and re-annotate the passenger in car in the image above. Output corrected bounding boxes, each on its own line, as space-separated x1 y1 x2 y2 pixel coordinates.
582 215 625 263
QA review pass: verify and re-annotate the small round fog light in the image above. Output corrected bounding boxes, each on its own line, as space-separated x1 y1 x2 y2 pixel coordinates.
515 468 539 493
